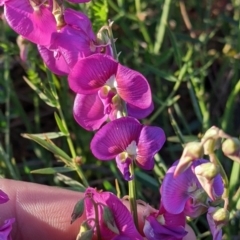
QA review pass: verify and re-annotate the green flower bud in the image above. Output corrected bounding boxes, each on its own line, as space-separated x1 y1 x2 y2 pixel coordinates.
212 207 229 225
174 142 203 176
201 126 230 154
77 222 94 240
195 162 219 180
222 138 240 163
103 206 119 234
71 199 85 224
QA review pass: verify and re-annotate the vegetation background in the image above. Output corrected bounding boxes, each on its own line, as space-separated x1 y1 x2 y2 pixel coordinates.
0 0 239 239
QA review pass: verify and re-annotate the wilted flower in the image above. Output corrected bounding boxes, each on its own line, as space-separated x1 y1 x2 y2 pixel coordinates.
90 117 165 180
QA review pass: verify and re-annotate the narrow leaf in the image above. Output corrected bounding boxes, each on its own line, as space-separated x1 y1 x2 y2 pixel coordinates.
22 134 72 163
22 132 65 140
54 112 68 135
31 166 74 174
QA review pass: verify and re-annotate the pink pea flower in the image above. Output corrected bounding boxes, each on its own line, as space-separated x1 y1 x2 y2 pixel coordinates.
0 190 15 240
0 219 15 240
161 159 224 218
90 117 165 180
0 190 9 204
69 54 154 130
84 187 143 240
143 205 187 240
2 0 56 46
38 8 97 75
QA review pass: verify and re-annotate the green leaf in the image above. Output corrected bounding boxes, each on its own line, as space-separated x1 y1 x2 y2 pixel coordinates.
56 173 86 192
54 112 68 135
23 76 57 107
167 135 198 143
22 132 65 140
21 134 72 163
31 166 74 174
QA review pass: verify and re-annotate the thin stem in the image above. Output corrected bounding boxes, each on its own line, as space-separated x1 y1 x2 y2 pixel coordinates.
153 0 172 53
57 106 89 187
128 163 139 230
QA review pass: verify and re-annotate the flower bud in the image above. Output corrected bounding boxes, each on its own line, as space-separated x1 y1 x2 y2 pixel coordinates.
71 199 85 224
174 142 203 176
103 206 119 234
202 126 230 154
195 163 221 201
195 162 219 180
211 207 229 225
97 30 110 45
222 138 240 163
77 222 94 240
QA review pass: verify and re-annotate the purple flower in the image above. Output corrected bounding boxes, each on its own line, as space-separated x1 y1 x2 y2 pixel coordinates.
0 218 15 240
84 187 143 240
90 117 165 180
143 205 187 240
2 0 56 46
0 190 9 204
38 8 97 75
161 159 224 218
69 54 154 130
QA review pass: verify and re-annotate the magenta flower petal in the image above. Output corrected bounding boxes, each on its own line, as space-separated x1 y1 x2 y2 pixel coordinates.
49 26 93 69
63 8 95 40
116 65 152 109
161 163 195 214
37 45 69 75
73 93 108 131
90 117 142 160
4 0 56 45
69 54 118 94
136 126 165 170
159 204 186 228
127 102 154 119
0 190 9 204
0 218 15 240
84 188 143 240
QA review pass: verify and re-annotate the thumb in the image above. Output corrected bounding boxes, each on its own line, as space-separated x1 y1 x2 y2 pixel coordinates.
0 179 84 240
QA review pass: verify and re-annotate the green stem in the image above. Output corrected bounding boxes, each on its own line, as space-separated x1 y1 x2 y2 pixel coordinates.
57 106 89 187
128 163 139 230
2 22 18 179
91 200 101 240
153 0 172 53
